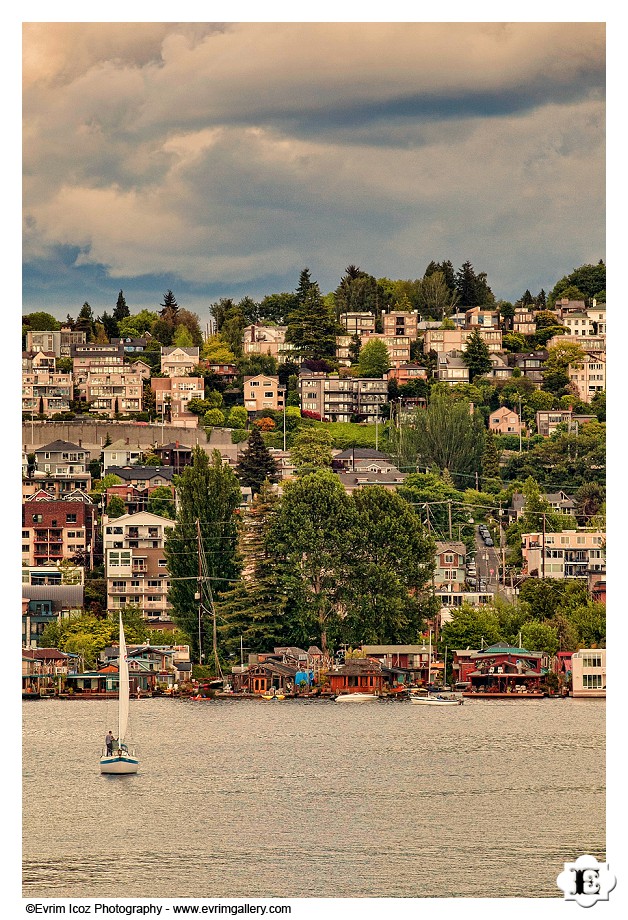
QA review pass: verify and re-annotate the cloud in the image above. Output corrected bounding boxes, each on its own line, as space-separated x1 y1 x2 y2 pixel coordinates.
22 22 605 308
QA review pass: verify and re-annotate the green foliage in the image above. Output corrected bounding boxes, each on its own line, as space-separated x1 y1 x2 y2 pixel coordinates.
146 486 176 519
204 408 226 426
481 430 501 490
462 327 493 380
548 263 605 307
165 448 242 660
520 620 560 656
39 609 149 668
290 427 333 474
357 337 390 377
455 260 495 306
286 269 340 360
23 311 62 331
226 406 248 429
173 324 194 347
440 604 502 651
501 420 605 491
106 495 126 518
91 473 124 496
236 427 279 495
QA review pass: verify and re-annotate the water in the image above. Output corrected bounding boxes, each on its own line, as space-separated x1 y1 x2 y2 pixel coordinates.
22 697 605 899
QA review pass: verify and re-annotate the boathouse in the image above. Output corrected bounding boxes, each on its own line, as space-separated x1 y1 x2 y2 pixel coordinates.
326 658 383 695
463 644 543 695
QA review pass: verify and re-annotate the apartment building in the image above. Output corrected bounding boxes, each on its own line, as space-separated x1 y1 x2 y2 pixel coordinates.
22 351 56 373
387 363 428 386
22 369 73 416
22 492 97 568
160 346 200 377
556 300 606 338
34 440 88 476
507 351 548 386
571 648 606 698
298 371 387 422
243 374 285 412
71 343 126 392
26 327 87 357
423 328 465 354
535 410 595 437
103 512 175 621
86 368 144 414
242 324 289 361
521 530 605 579
512 307 537 336
340 313 376 336
382 311 419 339
465 307 500 328
568 353 606 402
151 377 205 422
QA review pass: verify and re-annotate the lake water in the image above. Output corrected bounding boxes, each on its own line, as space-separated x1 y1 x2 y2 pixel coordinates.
22 697 605 899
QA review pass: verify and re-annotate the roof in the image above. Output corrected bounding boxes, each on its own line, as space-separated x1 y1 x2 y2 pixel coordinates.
156 443 192 452
475 644 542 658
22 585 84 607
435 541 466 556
333 448 392 461
36 440 84 453
104 439 142 451
331 659 383 675
107 466 175 481
361 645 429 654
161 346 199 356
22 648 70 660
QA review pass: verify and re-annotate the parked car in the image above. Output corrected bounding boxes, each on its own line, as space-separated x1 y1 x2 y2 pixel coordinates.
484 537 494 547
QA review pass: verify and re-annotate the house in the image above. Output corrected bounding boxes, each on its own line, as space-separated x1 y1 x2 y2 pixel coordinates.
22 493 97 568
511 490 576 520
84 367 144 415
436 351 470 385
298 372 387 423
22 565 84 586
326 658 384 695
22 470 93 499
34 441 88 475
382 311 419 339
437 592 495 629
242 324 290 361
111 336 148 353
153 442 193 473
486 353 513 380
102 439 144 472
106 466 175 488
336 465 406 493
534 410 596 437
151 376 205 422
22 585 84 646
521 530 605 579
160 346 200 377
22 648 75 694
243 374 285 413
567 352 606 402
105 482 175 516
461 644 543 695
22 350 56 373
465 307 500 329
571 649 606 698
507 351 548 386
22 369 73 416
488 406 522 435
332 448 394 471
387 363 428 386
433 541 467 592
71 343 126 389
359 644 432 684
103 511 175 621
202 362 238 383
512 307 537 336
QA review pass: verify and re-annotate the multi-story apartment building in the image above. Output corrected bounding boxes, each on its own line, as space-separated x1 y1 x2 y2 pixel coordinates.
298 371 387 422
555 299 606 338
465 307 500 328
22 492 97 568
507 351 548 386
26 327 87 357
111 337 148 354
568 353 606 402
85 368 144 414
423 327 465 354
151 377 205 422
243 375 285 412
546 333 606 352
512 307 537 336
160 346 200 377
521 530 605 579
387 363 428 386
103 512 175 621
22 369 73 416
382 311 419 339
71 343 126 393
340 313 376 336
571 648 606 698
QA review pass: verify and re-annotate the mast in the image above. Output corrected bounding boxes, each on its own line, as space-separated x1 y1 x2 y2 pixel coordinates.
196 519 203 664
118 612 130 743
428 629 432 686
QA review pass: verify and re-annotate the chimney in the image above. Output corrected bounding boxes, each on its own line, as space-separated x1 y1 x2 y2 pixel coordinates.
125 438 129 445
175 440 179 448
78 439 82 447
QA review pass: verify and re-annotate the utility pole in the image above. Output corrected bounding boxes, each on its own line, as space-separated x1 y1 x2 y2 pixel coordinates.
518 396 522 453
541 512 546 580
448 500 452 539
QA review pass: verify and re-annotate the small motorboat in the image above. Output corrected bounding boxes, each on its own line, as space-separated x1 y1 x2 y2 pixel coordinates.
410 692 463 706
334 692 379 703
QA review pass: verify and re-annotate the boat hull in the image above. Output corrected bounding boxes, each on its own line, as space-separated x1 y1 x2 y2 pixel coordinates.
334 693 379 703
99 754 139 774
410 696 462 706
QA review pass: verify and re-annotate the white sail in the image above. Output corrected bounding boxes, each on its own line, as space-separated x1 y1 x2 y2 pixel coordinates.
118 613 130 744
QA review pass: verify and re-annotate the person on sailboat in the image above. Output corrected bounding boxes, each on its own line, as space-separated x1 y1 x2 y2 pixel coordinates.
105 730 115 755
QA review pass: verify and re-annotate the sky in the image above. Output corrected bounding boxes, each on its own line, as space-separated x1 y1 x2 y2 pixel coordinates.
21 19 606 322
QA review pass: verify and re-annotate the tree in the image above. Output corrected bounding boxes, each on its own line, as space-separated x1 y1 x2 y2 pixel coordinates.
267 471 357 653
419 270 460 319
258 292 298 325
542 342 585 395
455 261 495 306
113 291 130 322
106 495 126 518
548 263 605 307
481 429 501 490
286 271 340 361
440 604 502 651
236 427 279 496
22 311 61 331
391 390 485 488
573 482 605 525
462 327 492 380
357 338 390 377
173 324 194 347
424 260 456 294
204 408 226 427
290 427 333 473
160 289 179 316
175 308 204 346
99 310 118 340
226 406 248 429
147 486 176 519
164 448 241 661
334 265 384 319
202 334 237 365
520 620 560 655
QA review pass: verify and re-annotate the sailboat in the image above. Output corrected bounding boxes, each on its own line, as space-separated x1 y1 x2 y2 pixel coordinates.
410 631 463 706
100 613 139 774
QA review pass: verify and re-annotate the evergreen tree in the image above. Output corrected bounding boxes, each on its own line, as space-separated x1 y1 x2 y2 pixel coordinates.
455 261 495 306
424 259 456 294
160 289 179 316
214 486 287 657
285 276 340 361
334 265 383 319
536 289 547 308
481 429 501 490
236 427 279 496
100 310 119 340
164 448 241 661
462 327 492 380
113 290 130 322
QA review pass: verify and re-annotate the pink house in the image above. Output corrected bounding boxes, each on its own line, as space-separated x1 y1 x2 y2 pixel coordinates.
488 406 522 434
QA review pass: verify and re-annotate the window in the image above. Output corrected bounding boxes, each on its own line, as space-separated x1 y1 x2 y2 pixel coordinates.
582 653 602 669
582 674 603 689
66 514 77 523
32 514 43 524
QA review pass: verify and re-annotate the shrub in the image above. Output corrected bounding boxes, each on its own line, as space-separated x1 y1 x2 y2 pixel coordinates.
204 408 226 426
